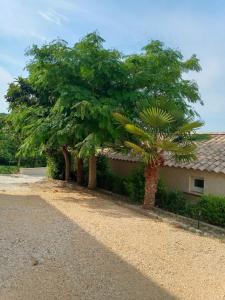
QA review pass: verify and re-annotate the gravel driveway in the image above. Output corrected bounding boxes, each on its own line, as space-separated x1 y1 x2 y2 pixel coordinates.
0 176 225 300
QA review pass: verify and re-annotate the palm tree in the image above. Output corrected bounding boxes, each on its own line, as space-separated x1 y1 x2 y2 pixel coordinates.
114 107 203 209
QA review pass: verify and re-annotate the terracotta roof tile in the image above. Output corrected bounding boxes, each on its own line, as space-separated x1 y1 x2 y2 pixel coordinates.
105 133 225 175
164 134 225 174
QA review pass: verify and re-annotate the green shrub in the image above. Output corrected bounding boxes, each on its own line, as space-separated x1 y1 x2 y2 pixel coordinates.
0 165 19 174
166 191 186 214
156 181 186 214
97 157 225 228
47 151 65 180
126 165 145 203
196 195 225 227
20 155 46 168
97 156 146 202
96 155 128 195
157 189 225 228
184 202 199 219
155 179 167 206
96 155 113 189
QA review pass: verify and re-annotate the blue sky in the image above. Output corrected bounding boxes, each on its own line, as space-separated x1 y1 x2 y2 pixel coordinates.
0 0 225 131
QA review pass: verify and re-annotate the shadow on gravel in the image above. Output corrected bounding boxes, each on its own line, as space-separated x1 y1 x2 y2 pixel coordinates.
50 185 146 220
0 192 177 300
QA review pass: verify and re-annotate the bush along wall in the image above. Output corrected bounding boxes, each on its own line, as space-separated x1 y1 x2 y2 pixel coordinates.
96 155 129 196
187 195 225 228
97 156 225 228
126 165 145 203
156 183 225 228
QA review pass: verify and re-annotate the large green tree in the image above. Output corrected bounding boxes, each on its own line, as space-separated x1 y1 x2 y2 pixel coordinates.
5 33 203 188
24 32 129 187
125 40 202 117
5 77 38 110
0 113 17 165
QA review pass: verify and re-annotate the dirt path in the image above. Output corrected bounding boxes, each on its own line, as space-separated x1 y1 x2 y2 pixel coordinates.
0 178 224 300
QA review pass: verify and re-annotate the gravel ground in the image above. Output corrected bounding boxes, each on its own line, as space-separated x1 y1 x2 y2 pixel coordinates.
0 177 225 300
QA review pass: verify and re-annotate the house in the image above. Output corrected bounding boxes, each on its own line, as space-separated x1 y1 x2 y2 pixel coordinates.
105 133 225 199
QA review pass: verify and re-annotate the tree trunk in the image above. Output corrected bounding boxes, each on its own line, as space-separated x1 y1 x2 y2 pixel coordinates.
143 164 159 209
77 158 83 185
88 155 97 189
17 156 21 168
62 145 70 182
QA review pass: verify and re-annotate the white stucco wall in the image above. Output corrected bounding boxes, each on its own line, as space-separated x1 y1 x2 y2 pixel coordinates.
108 159 139 177
108 158 225 198
160 166 225 197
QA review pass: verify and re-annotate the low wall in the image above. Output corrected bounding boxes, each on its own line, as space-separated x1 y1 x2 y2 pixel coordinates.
19 167 47 177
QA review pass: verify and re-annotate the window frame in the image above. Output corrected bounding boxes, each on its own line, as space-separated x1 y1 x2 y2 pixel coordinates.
190 176 205 194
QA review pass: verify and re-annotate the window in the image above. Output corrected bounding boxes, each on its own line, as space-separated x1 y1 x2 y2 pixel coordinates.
190 177 204 194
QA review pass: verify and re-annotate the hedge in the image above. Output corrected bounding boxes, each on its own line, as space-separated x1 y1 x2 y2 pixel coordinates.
157 181 225 228
97 156 225 228
97 155 129 196
194 195 225 227
0 165 19 174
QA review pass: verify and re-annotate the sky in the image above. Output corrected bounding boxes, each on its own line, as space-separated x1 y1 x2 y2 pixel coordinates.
0 0 225 132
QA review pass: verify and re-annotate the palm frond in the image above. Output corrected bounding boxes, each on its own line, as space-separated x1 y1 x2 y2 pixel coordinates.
124 141 146 156
115 104 203 166
157 139 181 151
176 120 204 134
113 112 131 125
76 133 101 158
173 153 197 162
140 107 173 129
174 144 197 155
124 124 150 140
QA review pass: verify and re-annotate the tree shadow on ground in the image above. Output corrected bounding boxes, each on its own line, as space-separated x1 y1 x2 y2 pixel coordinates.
49 185 160 221
0 193 177 300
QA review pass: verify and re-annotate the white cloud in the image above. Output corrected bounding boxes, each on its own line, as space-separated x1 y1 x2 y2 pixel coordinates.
38 9 69 26
0 66 13 113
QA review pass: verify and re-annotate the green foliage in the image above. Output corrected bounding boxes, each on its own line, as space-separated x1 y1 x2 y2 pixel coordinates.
47 151 65 180
97 157 225 228
189 195 225 227
97 156 144 203
5 77 38 109
20 156 46 168
96 155 128 195
0 113 17 165
156 182 186 214
5 32 203 185
156 184 225 228
0 113 46 167
114 106 203 166
125 40 202 117
0 165 19 174
155 179 167 204
126 166 145 203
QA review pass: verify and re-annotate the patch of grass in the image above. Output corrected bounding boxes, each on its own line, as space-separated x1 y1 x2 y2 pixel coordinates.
0 165 19 174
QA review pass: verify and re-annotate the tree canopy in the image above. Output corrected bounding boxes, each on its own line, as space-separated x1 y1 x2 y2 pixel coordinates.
5 32 203 190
